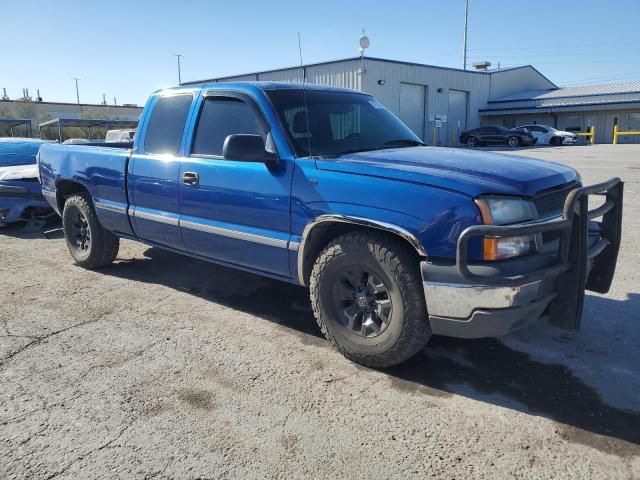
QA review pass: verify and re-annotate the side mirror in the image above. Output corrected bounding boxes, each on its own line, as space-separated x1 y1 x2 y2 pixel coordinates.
222 134 278 164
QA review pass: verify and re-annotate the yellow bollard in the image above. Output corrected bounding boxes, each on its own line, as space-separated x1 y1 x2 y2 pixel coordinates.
590 126 595 145
613 124 619 144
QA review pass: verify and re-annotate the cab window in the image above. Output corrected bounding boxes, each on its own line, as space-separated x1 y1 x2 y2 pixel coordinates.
192 97 266 157
144 94 193 155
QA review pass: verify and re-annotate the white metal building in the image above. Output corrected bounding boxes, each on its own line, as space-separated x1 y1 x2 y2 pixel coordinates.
480 82 640 144
184 56 640 145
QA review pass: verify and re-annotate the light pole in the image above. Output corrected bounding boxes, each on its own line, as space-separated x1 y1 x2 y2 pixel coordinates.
72 77 81 104
462 0 469 70
174 54 183 85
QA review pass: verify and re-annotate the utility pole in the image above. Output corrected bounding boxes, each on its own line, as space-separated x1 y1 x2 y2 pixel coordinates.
174 54 183 85
72 77 81 104
462 0 469 70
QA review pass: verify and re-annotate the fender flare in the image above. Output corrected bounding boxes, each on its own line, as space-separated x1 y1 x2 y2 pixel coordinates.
296 214 428 286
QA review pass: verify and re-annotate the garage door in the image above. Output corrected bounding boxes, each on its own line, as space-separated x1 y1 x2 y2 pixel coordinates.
448 90 468 145
399 83 427 140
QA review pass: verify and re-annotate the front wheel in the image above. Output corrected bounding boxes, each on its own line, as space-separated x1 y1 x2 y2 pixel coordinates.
507 136 521 148
62 193 119 269
309 231 431 368
466 137 478 147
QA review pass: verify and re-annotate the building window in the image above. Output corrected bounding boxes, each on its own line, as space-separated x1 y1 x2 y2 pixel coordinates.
628 113 640 131
565 115 582 133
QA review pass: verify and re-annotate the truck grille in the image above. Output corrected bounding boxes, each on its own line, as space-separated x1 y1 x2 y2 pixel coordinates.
533 182 577 218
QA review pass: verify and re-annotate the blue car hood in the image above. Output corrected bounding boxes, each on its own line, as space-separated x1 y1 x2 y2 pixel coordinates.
315 147 578 197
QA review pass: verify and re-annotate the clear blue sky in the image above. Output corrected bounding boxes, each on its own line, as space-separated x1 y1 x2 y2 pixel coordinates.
3 0 639 106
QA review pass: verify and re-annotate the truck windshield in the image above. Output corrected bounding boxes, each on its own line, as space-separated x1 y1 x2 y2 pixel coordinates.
266 89 423 157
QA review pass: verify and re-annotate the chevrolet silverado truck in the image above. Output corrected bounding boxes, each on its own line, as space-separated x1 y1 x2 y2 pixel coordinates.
38 83 624 367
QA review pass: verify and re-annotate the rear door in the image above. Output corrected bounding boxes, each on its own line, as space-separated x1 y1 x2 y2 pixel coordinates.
128 92 195 249
178 92 294 278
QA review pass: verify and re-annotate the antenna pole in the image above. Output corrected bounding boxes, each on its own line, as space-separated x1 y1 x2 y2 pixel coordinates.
174 54 183 85
297 33 312 158
72 77 81 104
463 0 469 70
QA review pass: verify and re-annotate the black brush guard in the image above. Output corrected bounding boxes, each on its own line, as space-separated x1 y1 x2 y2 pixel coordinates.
456 178 624 330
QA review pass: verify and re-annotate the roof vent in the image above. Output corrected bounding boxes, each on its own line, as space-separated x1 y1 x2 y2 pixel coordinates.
472 61 492 71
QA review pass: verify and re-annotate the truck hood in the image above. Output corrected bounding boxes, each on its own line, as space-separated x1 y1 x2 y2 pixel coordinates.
315 147 578 197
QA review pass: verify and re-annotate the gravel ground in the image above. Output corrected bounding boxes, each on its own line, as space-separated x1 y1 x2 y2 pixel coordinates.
1 144 639 479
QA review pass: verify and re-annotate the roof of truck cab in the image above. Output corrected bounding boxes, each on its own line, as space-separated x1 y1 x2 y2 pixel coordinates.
159 81 362 95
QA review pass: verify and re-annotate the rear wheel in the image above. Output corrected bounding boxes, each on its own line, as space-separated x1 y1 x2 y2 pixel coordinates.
507 136 521 148
466 137 478 147
62 193 119 269
310 231 431 368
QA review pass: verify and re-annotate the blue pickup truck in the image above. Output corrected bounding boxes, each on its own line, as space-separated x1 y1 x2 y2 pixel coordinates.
38 82 623 367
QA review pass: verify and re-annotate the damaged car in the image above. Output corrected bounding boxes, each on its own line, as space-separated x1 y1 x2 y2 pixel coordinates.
0 138 54 226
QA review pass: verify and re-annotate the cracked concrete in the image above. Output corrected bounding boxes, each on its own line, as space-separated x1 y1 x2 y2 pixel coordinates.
1 145 639 479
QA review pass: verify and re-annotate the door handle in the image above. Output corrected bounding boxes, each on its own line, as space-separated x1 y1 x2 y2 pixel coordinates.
182 171 199 186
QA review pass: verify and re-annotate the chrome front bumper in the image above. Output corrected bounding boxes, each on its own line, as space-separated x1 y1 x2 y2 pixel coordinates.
422 263 557 338
421 177 623 339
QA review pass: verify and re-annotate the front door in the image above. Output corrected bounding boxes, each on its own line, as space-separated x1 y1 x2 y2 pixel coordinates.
128 92 195 250
178 93 293 278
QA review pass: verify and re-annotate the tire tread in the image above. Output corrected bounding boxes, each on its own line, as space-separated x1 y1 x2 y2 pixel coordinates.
309 230 431 368
62 193 119 269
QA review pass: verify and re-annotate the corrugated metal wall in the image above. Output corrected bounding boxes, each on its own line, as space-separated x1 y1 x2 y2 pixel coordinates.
360 59 490 145
488 67 556 100
207 58 573 146
214 61 361 89
482 109 640 144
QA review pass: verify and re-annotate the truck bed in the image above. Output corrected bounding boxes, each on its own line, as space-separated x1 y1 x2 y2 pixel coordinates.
39 143 134 236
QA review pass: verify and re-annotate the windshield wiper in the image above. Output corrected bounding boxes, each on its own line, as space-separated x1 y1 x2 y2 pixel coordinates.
382 139 425 147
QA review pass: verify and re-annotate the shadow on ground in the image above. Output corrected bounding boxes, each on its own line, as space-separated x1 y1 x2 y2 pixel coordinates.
94 246 640 450
0 217 62 238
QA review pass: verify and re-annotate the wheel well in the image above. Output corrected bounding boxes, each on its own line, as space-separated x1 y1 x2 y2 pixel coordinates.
55 180 89 212
298 222 424 287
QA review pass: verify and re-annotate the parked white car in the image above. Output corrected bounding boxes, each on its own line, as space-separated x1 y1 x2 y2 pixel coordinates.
518 125 578 146
105 129 136 143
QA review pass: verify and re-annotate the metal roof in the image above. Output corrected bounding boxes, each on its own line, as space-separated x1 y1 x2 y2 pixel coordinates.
491 81 640 102
39 118 138 129
0 99 141 109
0 118 32 128
181 56 545 86
171 81 361 93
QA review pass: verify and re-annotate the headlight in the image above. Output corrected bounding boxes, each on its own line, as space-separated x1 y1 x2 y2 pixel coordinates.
475 196 538 261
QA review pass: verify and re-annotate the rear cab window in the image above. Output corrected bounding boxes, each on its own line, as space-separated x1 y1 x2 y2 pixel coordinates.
144 94 193 155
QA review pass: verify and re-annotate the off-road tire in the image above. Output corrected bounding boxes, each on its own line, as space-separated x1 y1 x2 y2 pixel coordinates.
309 231 431 368
62 193 119 269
